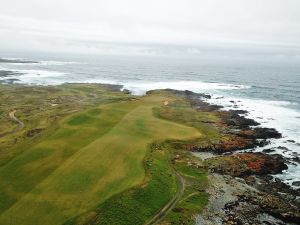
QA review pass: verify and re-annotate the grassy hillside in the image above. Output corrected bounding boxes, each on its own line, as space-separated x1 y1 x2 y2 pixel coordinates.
0 86 202 225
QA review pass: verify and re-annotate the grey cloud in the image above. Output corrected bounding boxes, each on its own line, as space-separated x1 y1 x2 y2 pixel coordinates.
0 0 300 55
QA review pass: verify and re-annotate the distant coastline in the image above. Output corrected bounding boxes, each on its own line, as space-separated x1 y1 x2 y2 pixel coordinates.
0 58 38 64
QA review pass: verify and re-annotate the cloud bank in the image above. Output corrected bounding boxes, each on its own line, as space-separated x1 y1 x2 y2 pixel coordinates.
1 0 300 55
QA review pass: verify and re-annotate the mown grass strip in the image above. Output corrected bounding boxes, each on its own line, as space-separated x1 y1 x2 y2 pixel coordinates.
0 94 200 225
64 142 177 225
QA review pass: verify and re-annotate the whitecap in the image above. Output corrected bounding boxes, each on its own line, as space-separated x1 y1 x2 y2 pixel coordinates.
39 61 81 66
206 95 300 187
121 81 250 95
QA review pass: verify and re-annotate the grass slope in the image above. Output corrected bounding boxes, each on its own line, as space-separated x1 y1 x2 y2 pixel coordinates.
67 141 178 225
0 94 201 225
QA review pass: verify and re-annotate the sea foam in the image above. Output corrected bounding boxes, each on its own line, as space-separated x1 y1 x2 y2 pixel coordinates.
206 95 300 186
121 81 250 95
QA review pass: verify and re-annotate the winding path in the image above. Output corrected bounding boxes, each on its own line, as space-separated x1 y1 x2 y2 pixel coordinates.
145 171 186 225
0 110 24 138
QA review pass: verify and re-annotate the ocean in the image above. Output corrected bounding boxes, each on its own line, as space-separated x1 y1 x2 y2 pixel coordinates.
0 51 299 185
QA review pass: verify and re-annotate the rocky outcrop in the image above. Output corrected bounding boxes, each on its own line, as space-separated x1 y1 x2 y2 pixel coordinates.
196 173 300 225
238 127 282 139
225 113 260 128
223 192 300 224
204 153 288 177
184 136 268 154
236 153 288 175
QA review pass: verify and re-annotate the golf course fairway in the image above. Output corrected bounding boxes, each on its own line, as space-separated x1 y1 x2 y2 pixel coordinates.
0 93 201 225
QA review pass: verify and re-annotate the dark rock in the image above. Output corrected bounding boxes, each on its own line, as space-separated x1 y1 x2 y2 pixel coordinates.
240 128 282 139
277 146 289 150
122 89 131 94
204 153 288 177
237 153 288 175
26 128 43 137
101 84 123 92
275 178 282 183
228 109 248 115
292 181 300 187
227 114 259 128
292 157 300 163
262 148 276 153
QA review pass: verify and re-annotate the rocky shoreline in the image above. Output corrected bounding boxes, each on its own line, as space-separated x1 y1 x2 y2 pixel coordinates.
170 90 300 224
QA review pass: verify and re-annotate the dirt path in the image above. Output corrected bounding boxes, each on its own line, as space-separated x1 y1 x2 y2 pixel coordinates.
145 171 186 225
0 110 24 138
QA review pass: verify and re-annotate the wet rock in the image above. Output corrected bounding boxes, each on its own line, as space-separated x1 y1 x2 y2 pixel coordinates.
254 128 282 139
228 109 248 115
292 181 300 187
278 146 289 150
227 114 260 128
292 157 300 163
262 148 276 153
239 128 282 139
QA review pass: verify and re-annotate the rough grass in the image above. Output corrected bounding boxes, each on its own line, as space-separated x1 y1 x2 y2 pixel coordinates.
152 102 221 141
163 162 209 225
65 142 177 225
0 92 201 225
0 83 129 166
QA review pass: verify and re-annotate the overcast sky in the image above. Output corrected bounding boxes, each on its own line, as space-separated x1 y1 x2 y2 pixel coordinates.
0 0 300 55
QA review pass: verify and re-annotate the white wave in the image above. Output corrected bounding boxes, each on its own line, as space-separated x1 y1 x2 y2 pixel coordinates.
0 65 7 70
80 78 120 85
207 95 300 187
39 60 81 66
1 68 67 85
1 57 81 66
121 81 250 95
12 69 65 78
17 69 66 78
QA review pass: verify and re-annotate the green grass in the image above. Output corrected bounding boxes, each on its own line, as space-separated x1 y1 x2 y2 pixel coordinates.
152 101 222 143
164 163 209 225
66 142 177 225
0 92 201 225
67 114 95 125
0 83 129 166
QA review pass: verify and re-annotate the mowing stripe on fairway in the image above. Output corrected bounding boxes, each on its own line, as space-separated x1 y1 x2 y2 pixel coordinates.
0 96 201 225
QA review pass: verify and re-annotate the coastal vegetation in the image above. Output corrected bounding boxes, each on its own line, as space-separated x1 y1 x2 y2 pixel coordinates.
0 84 210 225
0 84 298 225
